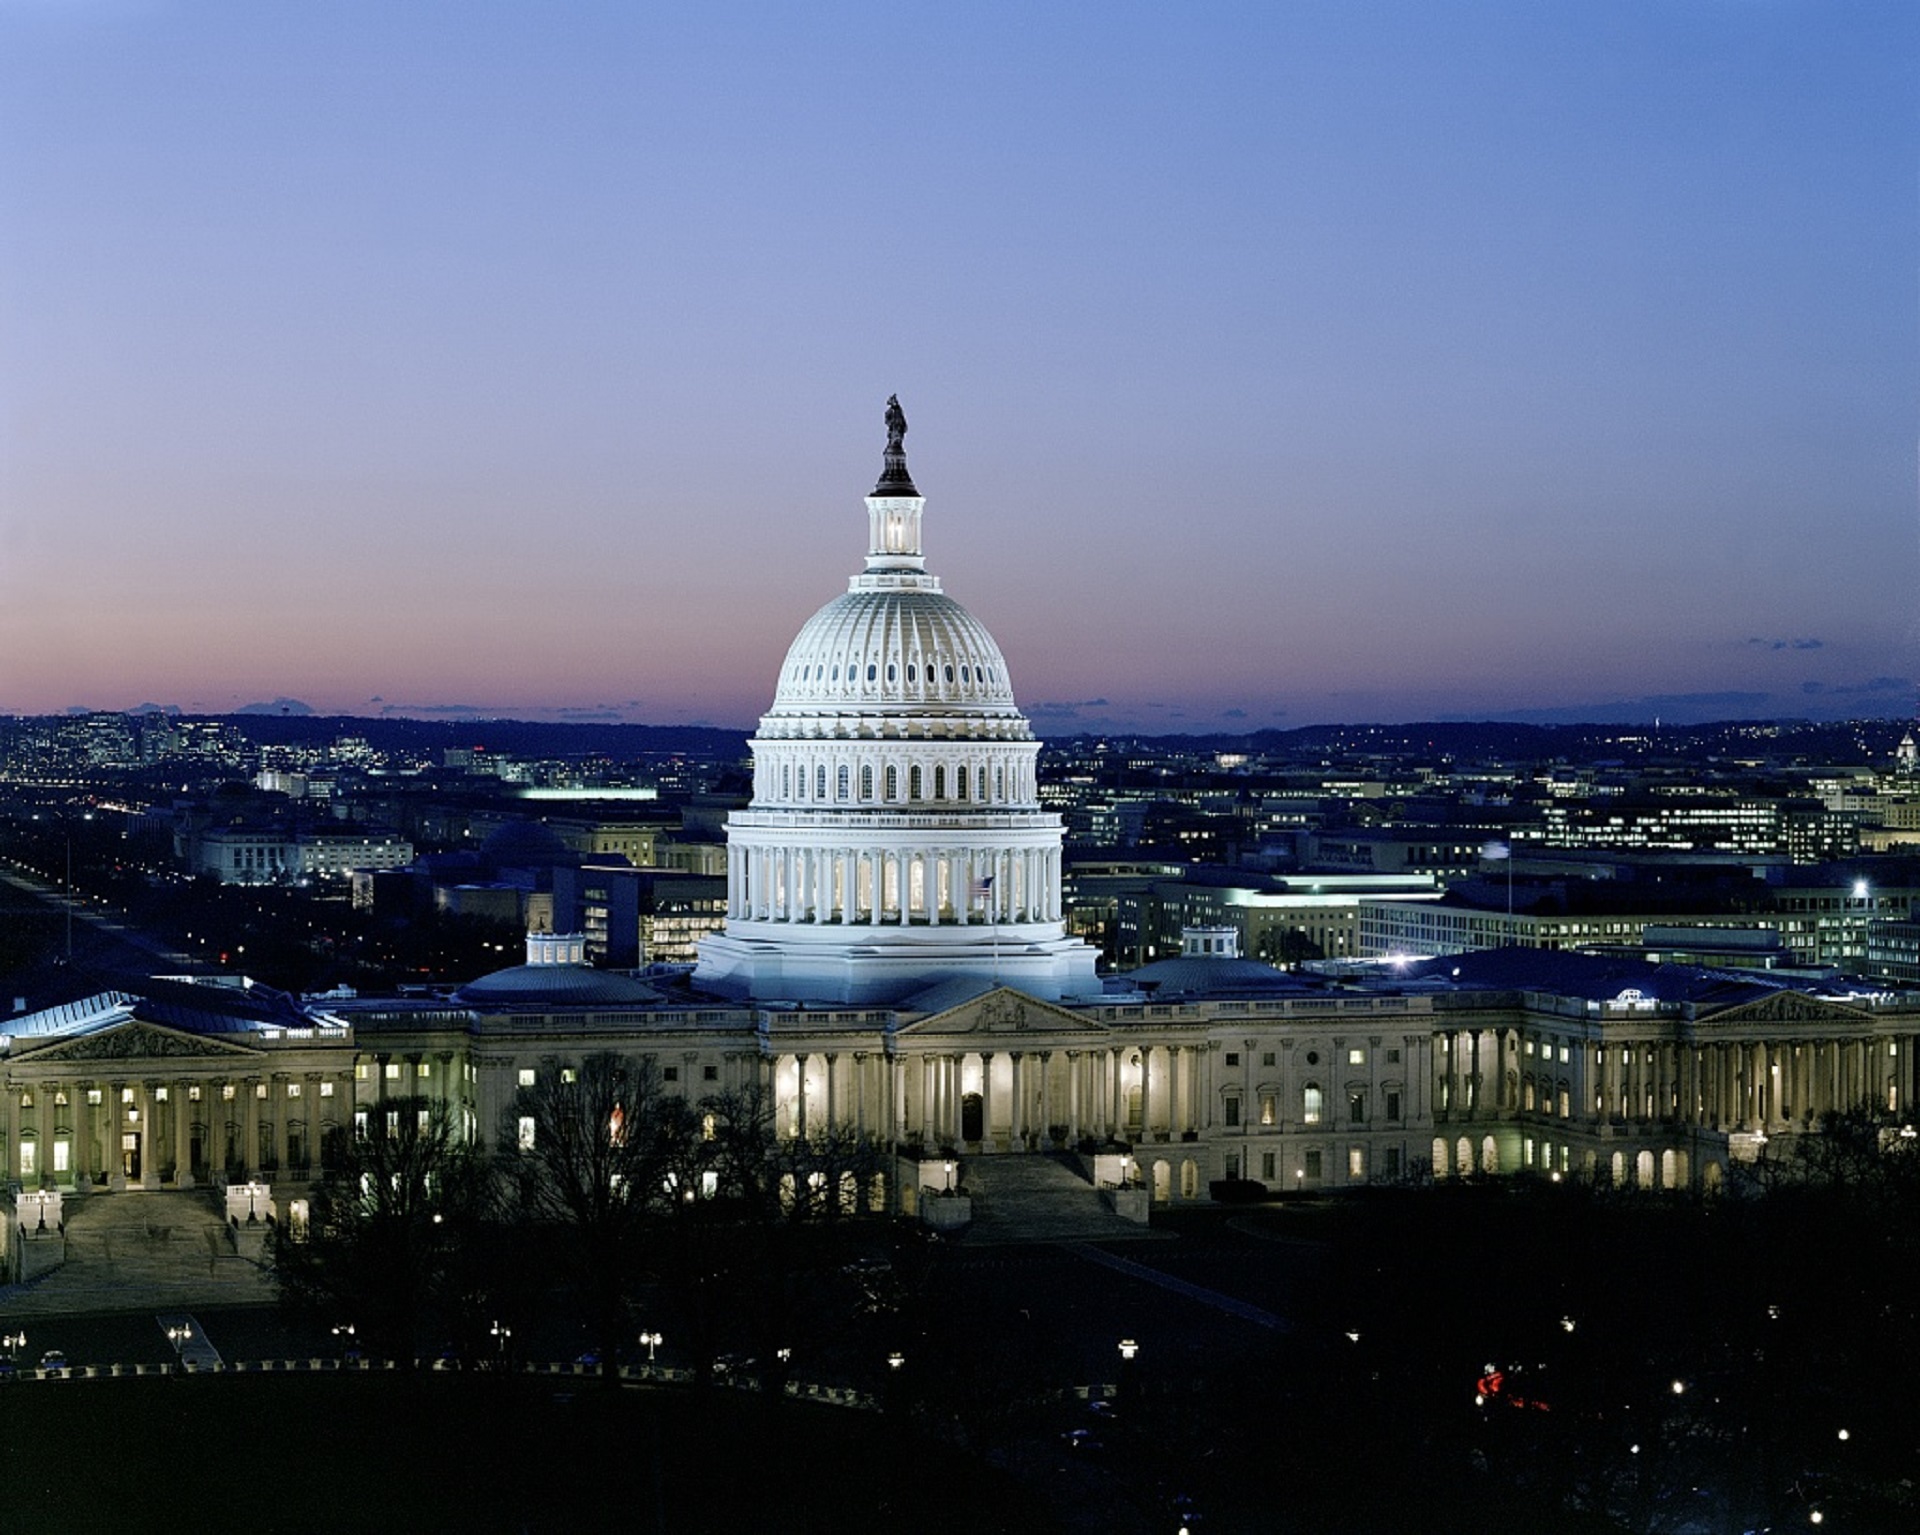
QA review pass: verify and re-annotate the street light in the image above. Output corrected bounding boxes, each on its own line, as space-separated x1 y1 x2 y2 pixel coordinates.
1118 1338 1138 1362
638 1330 662 1365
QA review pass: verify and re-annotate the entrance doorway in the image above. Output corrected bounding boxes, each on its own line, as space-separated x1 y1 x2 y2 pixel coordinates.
121 1131 141 1181
961 1092 984 1143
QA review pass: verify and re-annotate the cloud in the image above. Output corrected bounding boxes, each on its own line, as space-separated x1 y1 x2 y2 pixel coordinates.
1026 697 1114 720
1746 636 1824 652
378 702 489 717
1223 708 1247 718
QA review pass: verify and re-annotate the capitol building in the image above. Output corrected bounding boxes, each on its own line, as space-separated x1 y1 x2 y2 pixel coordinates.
4 403 1920 1267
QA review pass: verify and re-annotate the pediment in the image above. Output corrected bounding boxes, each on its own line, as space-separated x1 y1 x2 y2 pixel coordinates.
12 1021 265 1065
901 986 1104 1039
1699 991 1874 1029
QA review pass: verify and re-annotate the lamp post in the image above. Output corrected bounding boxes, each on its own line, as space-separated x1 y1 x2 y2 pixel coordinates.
490 1320 511 1369
1117 1336 1139 1405
332 1322 356 1366
638 1330 662 1369
32 808 92 960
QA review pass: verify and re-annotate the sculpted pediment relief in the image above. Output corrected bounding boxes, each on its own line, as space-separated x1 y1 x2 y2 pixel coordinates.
13 1022 263 1065
904 987 1103 1040
1700 991 1872 1029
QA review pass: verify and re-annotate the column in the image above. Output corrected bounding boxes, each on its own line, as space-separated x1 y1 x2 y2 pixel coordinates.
853 1052 868 1139
978 1051 995 1149
1139 1047 1154 1141
824 1053 839 1131
793 1054 809 1139
1009 1054 1025 1143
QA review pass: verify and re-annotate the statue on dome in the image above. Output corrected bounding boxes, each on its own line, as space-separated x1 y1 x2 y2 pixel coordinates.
884 394 907 452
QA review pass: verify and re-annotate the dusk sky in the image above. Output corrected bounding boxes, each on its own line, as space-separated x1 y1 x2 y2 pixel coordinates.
2 2 1915 735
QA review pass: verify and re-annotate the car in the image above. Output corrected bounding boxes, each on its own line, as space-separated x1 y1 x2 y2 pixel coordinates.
37 1350 67 1374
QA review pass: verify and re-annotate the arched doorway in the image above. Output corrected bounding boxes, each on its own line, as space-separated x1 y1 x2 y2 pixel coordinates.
961 1092 984 1144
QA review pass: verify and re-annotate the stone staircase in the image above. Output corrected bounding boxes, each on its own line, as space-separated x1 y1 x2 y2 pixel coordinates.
957 1153 1162 1244
0 1191 274 1317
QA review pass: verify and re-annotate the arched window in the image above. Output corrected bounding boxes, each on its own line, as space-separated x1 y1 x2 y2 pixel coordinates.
815 766 827 799
1302 1084 1323 1125
860 765 873 800
907 664 916 682
909 765 923 800
885 765 898 800
933 765 946 799
781 764 791 798
944 664 954 683
956 765 968 800
995 765 1005 800
866 663 876 681
836 766 850 801
887 663 896 682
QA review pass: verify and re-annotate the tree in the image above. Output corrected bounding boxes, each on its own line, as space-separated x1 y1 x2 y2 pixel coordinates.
272 1095 500 1367
499 1052 678 1379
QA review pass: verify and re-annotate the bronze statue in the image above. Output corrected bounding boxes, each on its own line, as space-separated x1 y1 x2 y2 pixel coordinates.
884 394 907 452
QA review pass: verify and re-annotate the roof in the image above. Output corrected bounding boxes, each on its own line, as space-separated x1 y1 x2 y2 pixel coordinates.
452 963 661 1009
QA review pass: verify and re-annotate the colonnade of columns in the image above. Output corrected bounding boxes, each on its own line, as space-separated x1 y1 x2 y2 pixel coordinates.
729 842 1062 926
1510 1033 1917 1134
5 1064 356 1191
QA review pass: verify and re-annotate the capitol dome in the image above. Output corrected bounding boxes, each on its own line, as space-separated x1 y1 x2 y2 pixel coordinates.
694 398 1100 1006
764 587 1025 735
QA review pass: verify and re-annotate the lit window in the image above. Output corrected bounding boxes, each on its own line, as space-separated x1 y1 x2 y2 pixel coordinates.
384 1063 401 1081
121 1087 134 1105
355 1064 368 1081
319 1082 333 1098
155 1087 169 1102
417 1062 431 1079
518 1069 536 1088
561 1068 576 1085
287 1082 301 1098
1348 1146 1365 1179
255 1083 268 1099
1303 1084 1323 1125
221 1085 235 1101
1347 1048 1365 1067
518 1116 536 1151
16 1093 28 1109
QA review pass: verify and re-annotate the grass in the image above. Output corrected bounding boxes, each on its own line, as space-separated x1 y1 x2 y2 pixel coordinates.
0 1372 1031 1535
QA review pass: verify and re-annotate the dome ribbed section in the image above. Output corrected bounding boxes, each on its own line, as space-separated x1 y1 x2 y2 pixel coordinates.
762 588 1028 740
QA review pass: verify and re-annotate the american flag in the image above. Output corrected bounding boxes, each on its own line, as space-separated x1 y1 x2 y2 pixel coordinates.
969 875 995 901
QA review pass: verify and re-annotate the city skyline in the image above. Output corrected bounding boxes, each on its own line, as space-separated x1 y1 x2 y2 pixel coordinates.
3 3 1915 734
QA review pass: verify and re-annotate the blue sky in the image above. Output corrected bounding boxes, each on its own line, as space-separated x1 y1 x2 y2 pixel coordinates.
1 1 1914 732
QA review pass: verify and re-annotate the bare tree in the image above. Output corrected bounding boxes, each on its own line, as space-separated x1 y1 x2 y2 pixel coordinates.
272 1095 498 1367
500 1051 677 1378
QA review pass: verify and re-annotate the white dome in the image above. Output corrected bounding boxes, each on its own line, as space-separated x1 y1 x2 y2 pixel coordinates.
764 587 1027 735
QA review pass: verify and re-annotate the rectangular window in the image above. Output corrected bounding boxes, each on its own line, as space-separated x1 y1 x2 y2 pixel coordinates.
1348 1048 1365 1066
1303 1086 1323 1125
355 1064 369 1081
561 1068 577 1085
1348 1146 1365 1179
87 1089 102 1106
1262 1052 1276 1067
53 1139 69 1174
703 1065 719 1082
155 1087 169 1103
1387 1048 1400 1063
1386 1091 1401 1121
19 1142 33 1178
1224 1098 1241 1127
1260 1151 1276 1180
354 1110 368 1134
517 1116 536 1151
1224 1052 1240 1067
1349 1092 1366 1125
384 1063 401 1081
255 1083 268 1099
287 1083 301 1098
417 1062 431 1079
1385 1146 1402 1178
319 1082 333 1098
222 1085 235 1101
517 1069 536 1088
121 1087 134 1105
1304 1149 1322 1182
663 1067 679 1083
